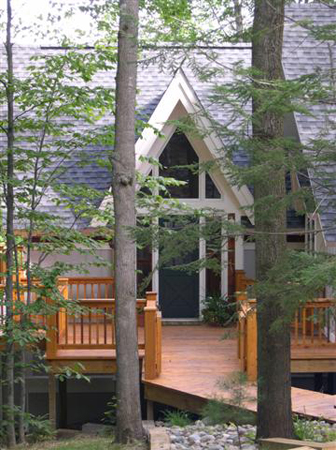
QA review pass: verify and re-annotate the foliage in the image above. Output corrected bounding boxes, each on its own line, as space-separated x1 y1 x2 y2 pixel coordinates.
163 409 192 427
26 436 146 450
202 372 256 427
293 416 336 442
202 294 237 327
0 411 55 445
103 396 117 426
25 414 56 443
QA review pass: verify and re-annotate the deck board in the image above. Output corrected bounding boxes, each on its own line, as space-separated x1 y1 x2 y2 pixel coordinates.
144 325 336 421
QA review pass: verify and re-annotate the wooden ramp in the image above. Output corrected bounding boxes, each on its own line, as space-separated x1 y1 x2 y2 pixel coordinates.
143 325 336 422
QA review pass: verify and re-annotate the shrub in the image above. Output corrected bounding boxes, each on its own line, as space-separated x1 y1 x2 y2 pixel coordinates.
103 397 117 426
294 416 336 442
25 414 56 443
163 409 192 427
202 294 237 326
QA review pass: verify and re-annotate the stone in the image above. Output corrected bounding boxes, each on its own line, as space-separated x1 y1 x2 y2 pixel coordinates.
81 422 110 435
208 445 224 450
188 433 201 444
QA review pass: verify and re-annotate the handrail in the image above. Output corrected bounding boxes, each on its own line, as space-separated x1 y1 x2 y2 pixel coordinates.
67 277 115 300
0 277 162 380
238 294 336 382
292 298 336 347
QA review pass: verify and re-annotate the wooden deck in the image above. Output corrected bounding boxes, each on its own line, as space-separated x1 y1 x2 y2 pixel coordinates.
4 275 336 422
143 325 336 422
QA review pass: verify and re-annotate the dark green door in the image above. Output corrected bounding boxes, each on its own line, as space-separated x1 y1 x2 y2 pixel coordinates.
159 218 199 318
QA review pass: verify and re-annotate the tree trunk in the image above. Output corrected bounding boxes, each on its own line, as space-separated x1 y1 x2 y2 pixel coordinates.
233 0 243 34
252 0 295 439
17 350 26 444
4 0 17 446
112 0 143 443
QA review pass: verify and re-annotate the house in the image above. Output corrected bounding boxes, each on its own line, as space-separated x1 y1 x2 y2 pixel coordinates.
25 4 334 320
1 4 334 319
0 2 336 425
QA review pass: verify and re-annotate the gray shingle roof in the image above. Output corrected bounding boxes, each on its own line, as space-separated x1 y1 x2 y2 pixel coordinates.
0 4 335 240
283 4 336 242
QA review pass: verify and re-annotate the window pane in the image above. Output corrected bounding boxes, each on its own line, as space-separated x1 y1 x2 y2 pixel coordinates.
159 133 199 198
206 173 221 198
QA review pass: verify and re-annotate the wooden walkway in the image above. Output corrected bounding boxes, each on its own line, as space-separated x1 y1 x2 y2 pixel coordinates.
143 325 336 422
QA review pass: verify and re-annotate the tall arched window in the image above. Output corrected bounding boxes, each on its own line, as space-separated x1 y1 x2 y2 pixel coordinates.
159 132 199 198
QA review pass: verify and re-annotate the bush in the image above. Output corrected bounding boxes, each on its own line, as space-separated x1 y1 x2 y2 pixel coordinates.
294 416 336 442
25 414 56 443
163 409 192 427
202 294 237 326
103 397 117 426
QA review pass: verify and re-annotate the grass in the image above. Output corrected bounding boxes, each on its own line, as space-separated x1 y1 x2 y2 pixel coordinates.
294 416 336 443
22 436 147 450
162 409 192 427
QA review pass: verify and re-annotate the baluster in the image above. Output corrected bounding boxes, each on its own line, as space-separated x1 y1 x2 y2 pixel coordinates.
112 310 115 346
73 311 76 344
302 308 306 346
105 283 108 299
89 310 92 345
91 284 94 299
65 309 68 345
81 313 84 344
96 308 99 344
311 307 314 344
98 283 101 299
104 308 107 344
84 283 87 300
318 308 322 343
76 283 79 301
56 310 59 344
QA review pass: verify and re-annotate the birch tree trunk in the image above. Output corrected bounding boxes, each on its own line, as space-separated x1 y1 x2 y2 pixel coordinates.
112 0 144 443
252 0 295 438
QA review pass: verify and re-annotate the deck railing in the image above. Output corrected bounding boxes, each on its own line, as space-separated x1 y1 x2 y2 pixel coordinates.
292 298 336 347
237 293 336 381
46 284 162 380
68 277 115 301
0 276 162 380
55 298 146 350
0 277 69 328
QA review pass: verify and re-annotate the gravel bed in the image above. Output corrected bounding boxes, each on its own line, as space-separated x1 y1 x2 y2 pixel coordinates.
157 420 257 450
156 418 336 450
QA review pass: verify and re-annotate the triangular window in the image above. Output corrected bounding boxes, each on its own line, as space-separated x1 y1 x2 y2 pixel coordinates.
159 133 199 198
206 173 221 199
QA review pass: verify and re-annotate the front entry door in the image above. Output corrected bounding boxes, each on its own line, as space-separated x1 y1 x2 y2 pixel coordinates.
159 218 199 319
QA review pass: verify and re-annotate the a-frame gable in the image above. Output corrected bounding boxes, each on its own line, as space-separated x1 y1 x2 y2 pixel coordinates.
135 69 254 219
95 68 254 223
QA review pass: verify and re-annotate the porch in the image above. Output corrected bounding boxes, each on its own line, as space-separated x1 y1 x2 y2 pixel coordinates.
2 275 336 425
144 325 336 422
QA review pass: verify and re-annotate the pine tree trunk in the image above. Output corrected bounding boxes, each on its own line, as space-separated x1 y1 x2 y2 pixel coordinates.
4 0 17 445
252 0 295 439
112 0 144 443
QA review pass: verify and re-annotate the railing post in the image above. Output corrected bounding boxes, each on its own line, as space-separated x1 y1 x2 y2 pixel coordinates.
57 278 68 343
144 291 158 380
246 299 257 382
235 270 246 293
46 298 57 359
236 291 247 367
156 311 162 376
